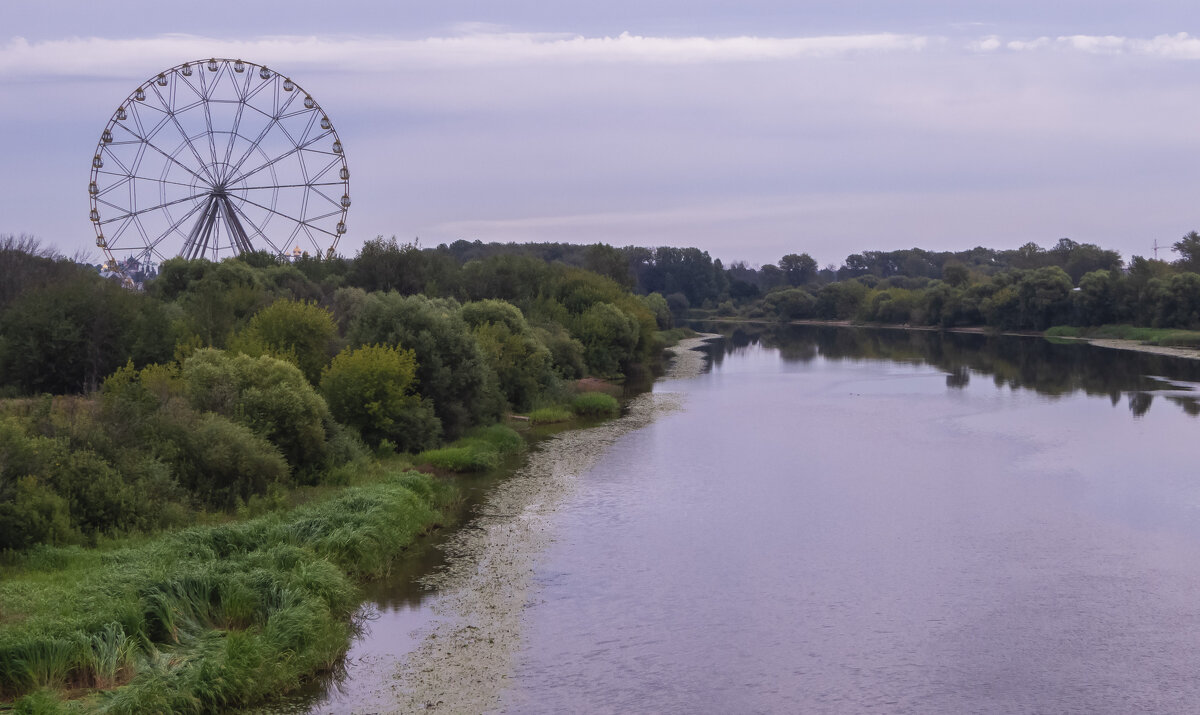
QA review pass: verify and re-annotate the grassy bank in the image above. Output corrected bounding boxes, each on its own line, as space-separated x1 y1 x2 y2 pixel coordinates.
0 466 454 713
1045 324 1200 348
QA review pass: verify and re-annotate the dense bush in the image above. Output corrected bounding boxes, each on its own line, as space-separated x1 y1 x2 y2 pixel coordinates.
0 277 171 394
347 293 504 439
320 344 440 452
159 407 290 510
229 299 338 383
572 302 641 378
462 300 555 411
182 349 331 478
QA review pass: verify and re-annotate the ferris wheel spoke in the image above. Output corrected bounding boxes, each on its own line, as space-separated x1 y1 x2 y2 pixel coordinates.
98 146 137 178
96 171 196 191
146 198 212 254
303 207 344 222
280 109 320 150
227 131 332 186
200 99 221 175
233 194 337 237
226 197 282 254
239 181 345 190
92 175 133 199
133 103 187 150
115 121 214 187
149 82 220 185
97 191 208 225
222 88 305 180
306 155 344 184
240 72 276 105
307 184 344 211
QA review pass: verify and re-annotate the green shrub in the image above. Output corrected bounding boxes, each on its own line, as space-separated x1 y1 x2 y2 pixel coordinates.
534 325 586 380
464 301 555 412
160 408 290 511
228 298 338 384
182 349 330 478
347 293 504 439
570 392 620 417
320 344 441 452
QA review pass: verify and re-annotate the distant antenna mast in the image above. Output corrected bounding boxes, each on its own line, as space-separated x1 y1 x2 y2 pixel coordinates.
1153 240 1162 260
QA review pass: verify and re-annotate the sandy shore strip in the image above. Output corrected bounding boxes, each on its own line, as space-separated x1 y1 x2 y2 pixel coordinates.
387 334 720 712
1077 338 1200 361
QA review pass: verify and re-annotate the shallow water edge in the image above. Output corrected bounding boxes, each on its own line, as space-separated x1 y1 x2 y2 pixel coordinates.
383 334 719 712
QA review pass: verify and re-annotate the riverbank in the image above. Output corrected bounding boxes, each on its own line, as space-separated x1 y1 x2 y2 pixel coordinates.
388 333 720 712
0 467 454 713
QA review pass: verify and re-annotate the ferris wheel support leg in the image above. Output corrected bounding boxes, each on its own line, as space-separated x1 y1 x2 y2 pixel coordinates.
219 195 253 254
182 195 221 260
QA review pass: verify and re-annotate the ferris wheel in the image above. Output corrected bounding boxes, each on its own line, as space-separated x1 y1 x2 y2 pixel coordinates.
88 58 350 267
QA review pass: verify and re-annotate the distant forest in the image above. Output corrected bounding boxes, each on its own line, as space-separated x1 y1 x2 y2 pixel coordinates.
414 232 1200 331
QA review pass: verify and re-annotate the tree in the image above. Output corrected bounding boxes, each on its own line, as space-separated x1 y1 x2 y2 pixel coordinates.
320 344 440 451
1172 231 1200 273
229 299 338 383
1074 270 1119 326
764 288 815 321
572 302 639 377
182 349 331 477
942 263 970 287
0 274 171 394
461 300 555 411
779 253 818 286
641 292 672 329
348 293 504 438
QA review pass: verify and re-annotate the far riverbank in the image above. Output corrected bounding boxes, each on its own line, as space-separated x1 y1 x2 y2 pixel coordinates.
695 317 1200 362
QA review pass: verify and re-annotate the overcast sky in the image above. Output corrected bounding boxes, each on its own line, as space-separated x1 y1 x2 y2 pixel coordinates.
5 1 1200 267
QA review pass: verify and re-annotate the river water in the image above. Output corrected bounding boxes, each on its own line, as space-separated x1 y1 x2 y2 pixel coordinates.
307 326 1200 714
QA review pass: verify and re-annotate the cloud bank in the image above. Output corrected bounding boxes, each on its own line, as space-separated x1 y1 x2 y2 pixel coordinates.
5 29 1200 80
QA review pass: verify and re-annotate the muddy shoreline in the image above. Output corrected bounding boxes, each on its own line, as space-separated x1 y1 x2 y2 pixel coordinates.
386 334 720 712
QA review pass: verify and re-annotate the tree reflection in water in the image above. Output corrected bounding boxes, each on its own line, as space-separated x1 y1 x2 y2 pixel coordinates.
694 323 1200 419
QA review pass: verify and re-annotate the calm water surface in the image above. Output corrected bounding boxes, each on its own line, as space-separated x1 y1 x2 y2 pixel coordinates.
497 327 1200 714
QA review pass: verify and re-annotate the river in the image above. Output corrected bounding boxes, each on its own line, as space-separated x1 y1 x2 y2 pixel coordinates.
303 325 1200 714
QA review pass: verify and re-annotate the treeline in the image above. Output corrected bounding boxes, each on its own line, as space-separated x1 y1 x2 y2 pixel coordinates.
748 240 1200 332
425 234 1200 332
0 235 667 551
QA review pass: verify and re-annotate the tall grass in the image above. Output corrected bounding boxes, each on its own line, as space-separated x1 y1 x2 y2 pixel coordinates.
0 469 453 712
527 406 573 425
416 424 525 473
570 392 620 417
